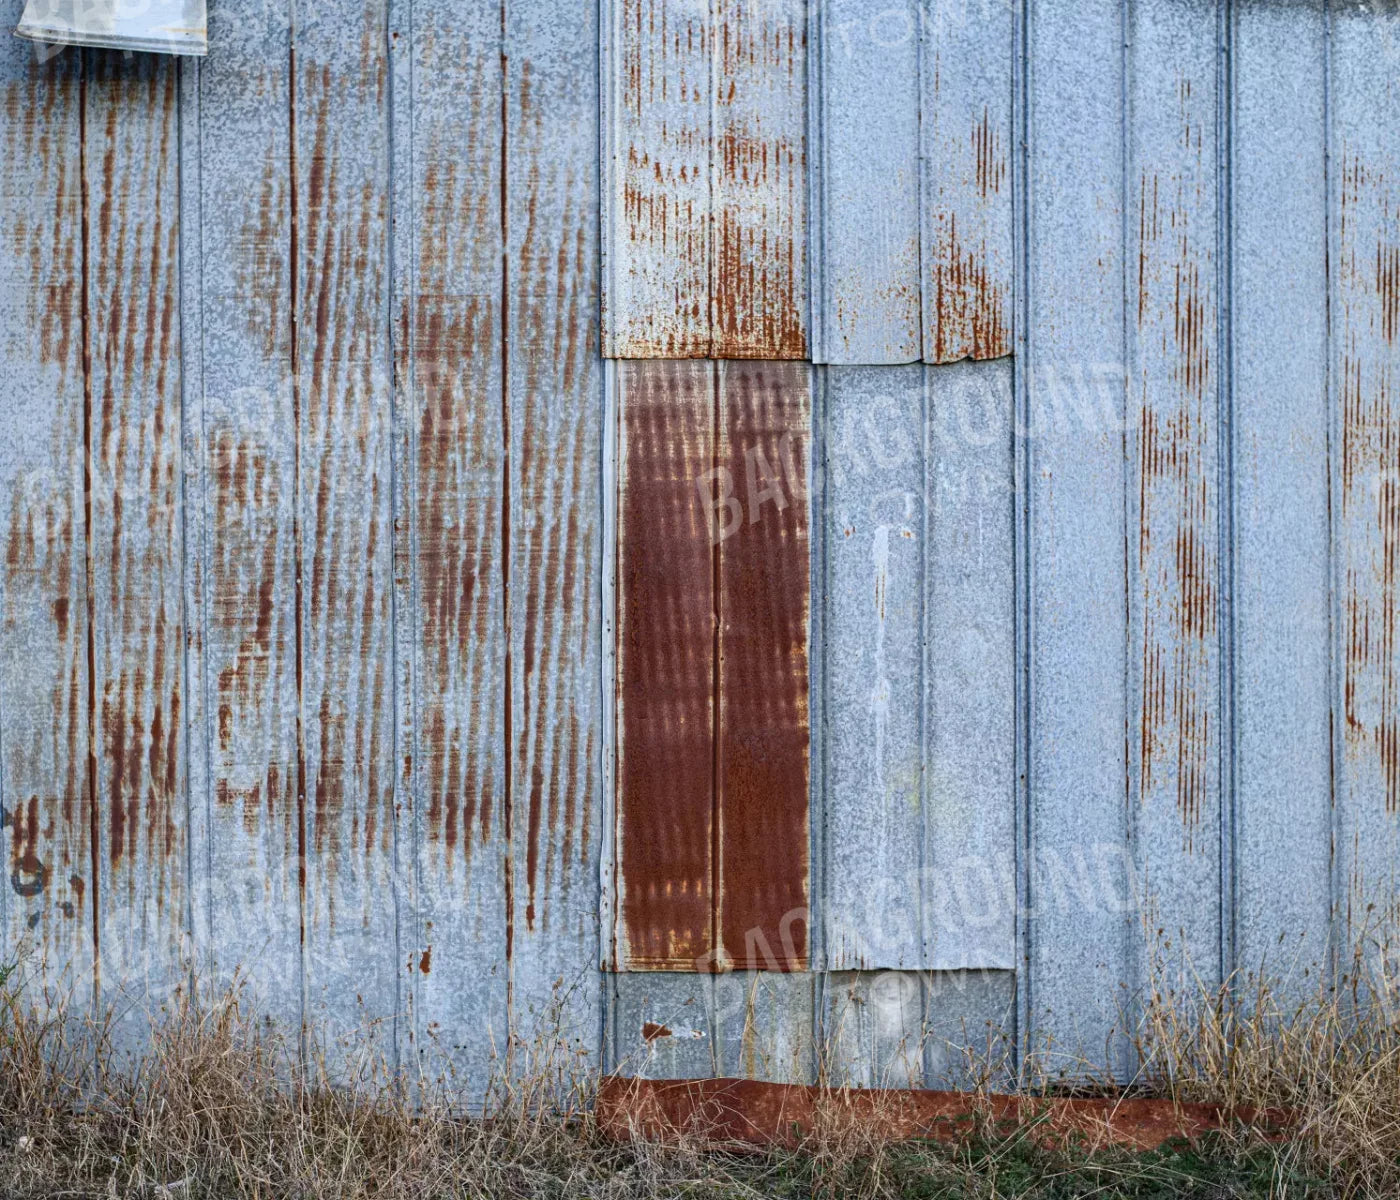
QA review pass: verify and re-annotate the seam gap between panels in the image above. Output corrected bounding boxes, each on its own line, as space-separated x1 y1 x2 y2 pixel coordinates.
174 53 197 1001
383 0 404 1081
500 0 515 1053
286 6 312 1073
79 48 102 1022
1217 0 1238 997
710 361 722 969
1012 0 1033 1079
1321 0 1341 990
1117 0 1136 1081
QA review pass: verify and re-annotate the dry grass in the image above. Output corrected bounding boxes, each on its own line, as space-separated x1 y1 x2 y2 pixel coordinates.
0 946 1395 1198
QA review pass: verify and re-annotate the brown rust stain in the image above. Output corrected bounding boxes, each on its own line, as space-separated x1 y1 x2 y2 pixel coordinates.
1133 105 1218 845
233 155 291 358
82 57 186 949
412 43 503 876
617 362 715 969
1339 152 1400 815
292 45 396 931
716 362 809 971
925 102 1012 363
710 0 807 359
614 0 711 357
641 1021 673 1042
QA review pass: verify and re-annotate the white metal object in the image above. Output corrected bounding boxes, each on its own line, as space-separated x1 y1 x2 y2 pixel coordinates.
14 0 206 56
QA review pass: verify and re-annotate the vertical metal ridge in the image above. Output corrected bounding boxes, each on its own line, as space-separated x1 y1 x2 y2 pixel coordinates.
499 0 515 1041
917 365 931 966
1217 0 1238 992
1012 0 1033 1076
709 359 721 967
1321 0 1341 988
1116 0 1136 1047
78 49 101 1012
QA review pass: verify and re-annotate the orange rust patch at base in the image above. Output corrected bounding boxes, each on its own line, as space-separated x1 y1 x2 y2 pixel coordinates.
595 1077 1290 1153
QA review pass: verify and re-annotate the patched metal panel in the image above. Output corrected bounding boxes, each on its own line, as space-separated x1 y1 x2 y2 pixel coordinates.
809 0 1012 364
818 361 1015 972
612 361 809 973
1331 0 1400 948
602 0 808 358
1230 0 1333 987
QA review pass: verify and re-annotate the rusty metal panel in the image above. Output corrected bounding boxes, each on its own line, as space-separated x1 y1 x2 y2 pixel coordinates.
84 52 189 1043
1023 0 1132 1079
716 361 809 971
1230 0 1333 989
0 41 91 1003
192 0 303 1037
505 0 605 1067
810 0 1012 364
1331 1 1400 946
614 361 715 970
1124 0 1223 1003
612 360 809 973
394 0 509 1092
601 0 808 359
819 362 1014 972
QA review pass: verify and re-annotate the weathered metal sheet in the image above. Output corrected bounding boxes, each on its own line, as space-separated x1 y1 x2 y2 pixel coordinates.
809 0 1012 364
601 0 807 359
1230 0 1333 984
716 361 809 971
290 0 401 1067
1125 0 1222 1002
85 51 189 1046
395 0 508 1092
613 360 809 972
810 0 920 363
0 39 91 1004
1331 0 1400 949
819 361 1014 971
505 0 605 1069
1023 0 1132 1079
615 360 715 970
607 971 814 1084
192 0 303 1038
919 0 1012 362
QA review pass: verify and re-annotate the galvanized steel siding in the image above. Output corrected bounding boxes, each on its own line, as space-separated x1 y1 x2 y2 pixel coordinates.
2 0 1400 1099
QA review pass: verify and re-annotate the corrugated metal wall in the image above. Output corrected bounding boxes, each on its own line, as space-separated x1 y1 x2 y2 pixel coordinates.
1 0 1398 1094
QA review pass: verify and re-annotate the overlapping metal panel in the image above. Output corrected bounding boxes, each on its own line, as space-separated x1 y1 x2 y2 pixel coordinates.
1 0 1399 1099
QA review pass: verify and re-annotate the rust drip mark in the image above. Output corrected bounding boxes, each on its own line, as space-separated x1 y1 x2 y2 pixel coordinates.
413 46 502 874
80 56 185 949
292 40 395 921
209 432 293 837
925 108 1011 363
508 56 599 935
1339 152 1400 814
233 155 290 357
1 78 81 384
1135 153 1218 842
715 363 810 971
617 363 716 970
419 945 432 974
615 0 711 356
0 56 92 957
710 0 807 359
